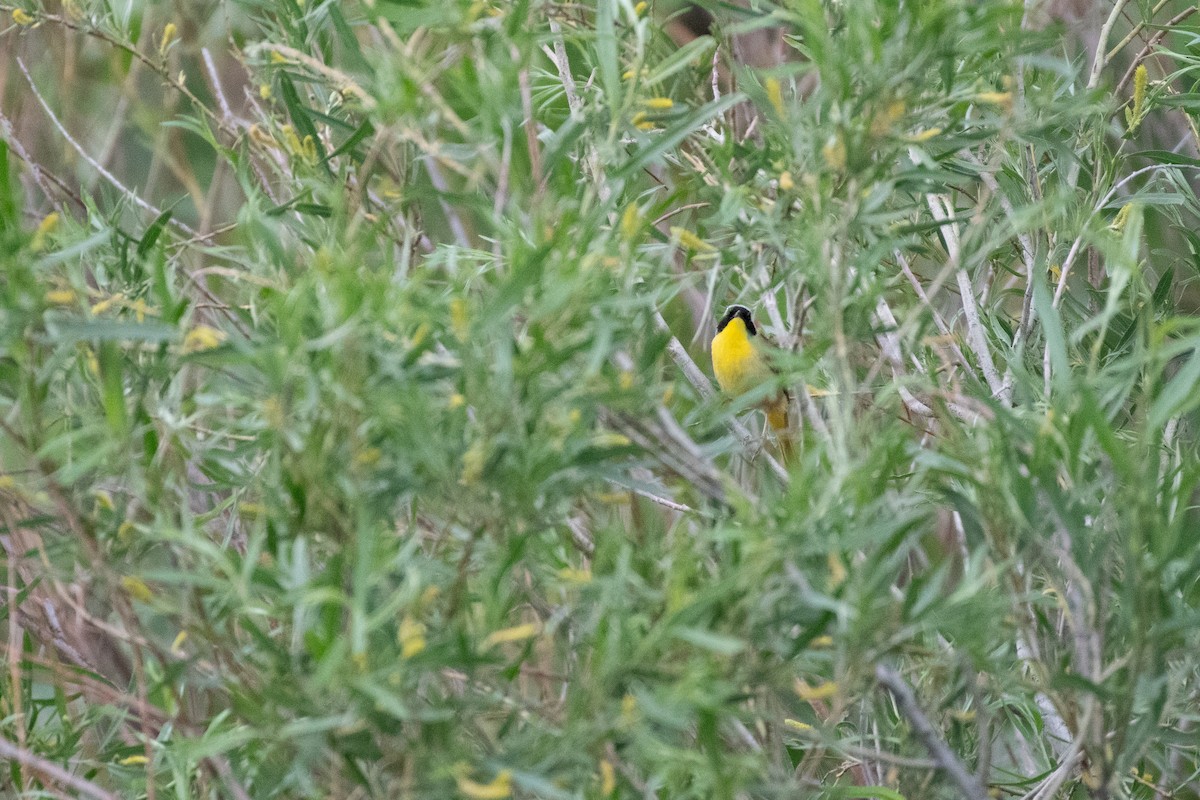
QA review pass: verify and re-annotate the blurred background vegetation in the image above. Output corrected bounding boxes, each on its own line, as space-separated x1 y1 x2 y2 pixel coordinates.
3 0 1200 797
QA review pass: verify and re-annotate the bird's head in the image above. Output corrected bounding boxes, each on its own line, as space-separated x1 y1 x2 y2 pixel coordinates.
717 304 757 336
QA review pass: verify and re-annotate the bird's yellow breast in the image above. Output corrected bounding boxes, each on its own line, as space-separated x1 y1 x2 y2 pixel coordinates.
711 317 770 396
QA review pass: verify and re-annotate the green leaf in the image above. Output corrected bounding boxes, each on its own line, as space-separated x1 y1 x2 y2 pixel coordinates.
1033 276 1068 385
595 0 620 115
1149 347 1200 430
323 120 375 164
136 209 173 259
671 626 746 655
1130 150 1200 168
97 341 128 436
43 317 178 344
0 140 16 233
644 35 716 85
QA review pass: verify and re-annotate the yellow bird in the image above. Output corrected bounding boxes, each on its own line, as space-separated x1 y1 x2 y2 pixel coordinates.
711 304 791 436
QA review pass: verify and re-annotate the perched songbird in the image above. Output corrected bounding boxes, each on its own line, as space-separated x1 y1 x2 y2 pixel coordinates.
711 304 790 436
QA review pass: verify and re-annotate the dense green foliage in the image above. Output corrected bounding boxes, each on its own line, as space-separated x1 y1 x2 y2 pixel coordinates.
3 0 1200 797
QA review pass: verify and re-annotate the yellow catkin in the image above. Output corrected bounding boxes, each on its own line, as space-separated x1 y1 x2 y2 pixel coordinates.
121 576 153 603
1111 203 1133 232
765 77 785 116
44 289 77 305
450 297 470 341
907 127 942 142
459 441 486 486
399 615 426 658
280 125 304 156
31 212 59 251
1132 65 1148 114
795 678 839 701
670 226 715 252
249 124 277 149
183 325 227 353
558 567 592 583
159 23 177 56
455 767 513 799
483 623 540 648
126 297 153 322
599 760 616 794
975 91 1012 109
620 202 641 240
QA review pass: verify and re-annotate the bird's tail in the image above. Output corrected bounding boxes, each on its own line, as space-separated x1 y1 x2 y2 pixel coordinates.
766 393 794 462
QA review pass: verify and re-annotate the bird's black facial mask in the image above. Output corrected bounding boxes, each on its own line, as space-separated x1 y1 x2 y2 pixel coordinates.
717 305 757 336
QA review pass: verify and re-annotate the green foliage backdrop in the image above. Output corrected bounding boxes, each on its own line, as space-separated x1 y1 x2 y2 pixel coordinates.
3 0 1200 797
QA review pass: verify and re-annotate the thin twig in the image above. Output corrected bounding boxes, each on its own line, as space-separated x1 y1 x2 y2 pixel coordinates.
16 58 205 241
1105 0 1171 63
0 108 63 207
785 722 939 769
546 20 608 199
875 664 990 800
515 50 544 192
1051 162 1200 311
201 47 236 122
1114 6 1200 94
967 151 1038 347
1087 0 1131 91
4 506 29 794
566 516 594 556
0 736 120 800
1021 705 1093 800
926 193 1007 402
605 479 693 512
0 4 231 136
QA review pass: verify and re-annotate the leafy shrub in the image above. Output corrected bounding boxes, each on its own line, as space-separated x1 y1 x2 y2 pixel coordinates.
2 1 1200 798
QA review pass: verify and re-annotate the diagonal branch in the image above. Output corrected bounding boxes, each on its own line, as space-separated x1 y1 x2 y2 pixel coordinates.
876 664 990 800
0 735 120 800
926 193 1007 403
17 58 206 240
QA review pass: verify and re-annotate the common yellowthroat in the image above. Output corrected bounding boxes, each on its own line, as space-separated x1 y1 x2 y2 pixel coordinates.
711 304 790 435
